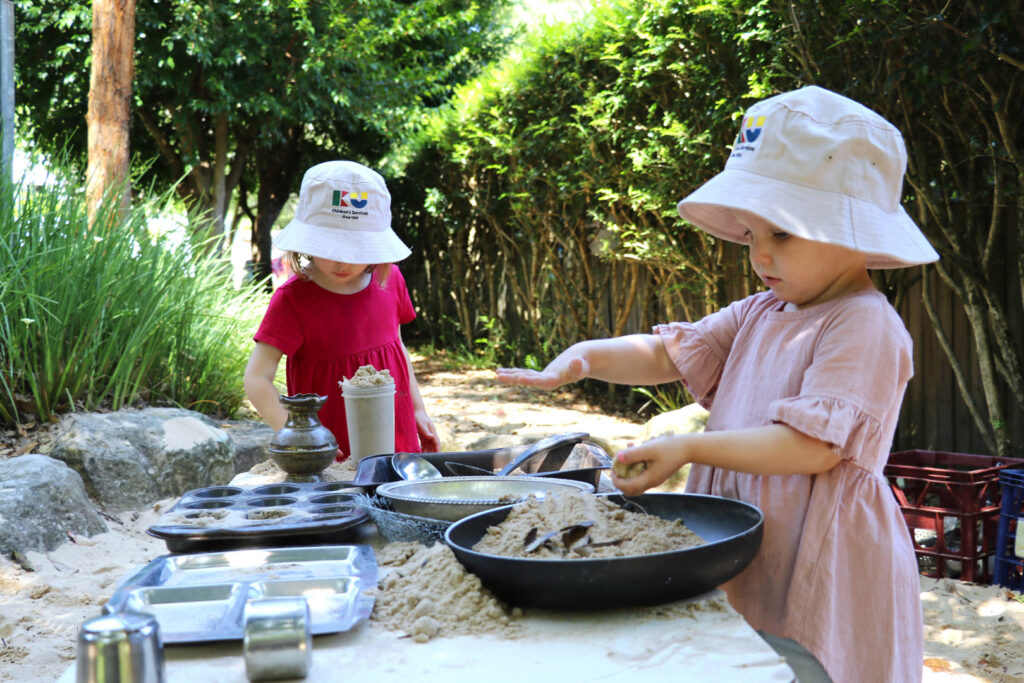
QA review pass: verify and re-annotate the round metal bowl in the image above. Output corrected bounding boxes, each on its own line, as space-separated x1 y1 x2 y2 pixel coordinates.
375 476 594 522
445 493 764 610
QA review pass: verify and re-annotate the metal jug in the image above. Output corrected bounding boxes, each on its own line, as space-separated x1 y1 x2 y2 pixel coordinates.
268 393 338 480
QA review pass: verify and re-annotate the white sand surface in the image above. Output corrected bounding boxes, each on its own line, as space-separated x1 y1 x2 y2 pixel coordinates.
3 511 1023 682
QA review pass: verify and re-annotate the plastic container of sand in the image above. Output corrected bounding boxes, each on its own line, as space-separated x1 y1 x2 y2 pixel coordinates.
340 366 396 460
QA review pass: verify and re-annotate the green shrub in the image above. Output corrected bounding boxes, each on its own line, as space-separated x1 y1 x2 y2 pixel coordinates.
393 0 780 362
0 168 269 427
393 0 1022 449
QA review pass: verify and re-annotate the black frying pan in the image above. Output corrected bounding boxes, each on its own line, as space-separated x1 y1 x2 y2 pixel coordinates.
445 492 763 610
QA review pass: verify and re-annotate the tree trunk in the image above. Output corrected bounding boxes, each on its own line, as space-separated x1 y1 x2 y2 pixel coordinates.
211 111 228 250
251 132 303 290
86 0 135 227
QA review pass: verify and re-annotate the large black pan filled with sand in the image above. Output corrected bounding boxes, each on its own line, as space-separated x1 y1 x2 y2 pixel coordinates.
445 492 763 610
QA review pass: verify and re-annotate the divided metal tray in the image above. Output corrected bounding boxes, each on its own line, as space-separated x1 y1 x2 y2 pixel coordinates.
105 545 377 643
147 482 370 553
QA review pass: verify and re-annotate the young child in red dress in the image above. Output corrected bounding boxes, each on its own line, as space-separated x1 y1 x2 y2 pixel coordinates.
498 86 939 682
244 160 439 459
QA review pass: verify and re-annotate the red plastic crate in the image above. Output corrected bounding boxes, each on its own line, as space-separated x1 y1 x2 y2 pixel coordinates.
884 450 1024 583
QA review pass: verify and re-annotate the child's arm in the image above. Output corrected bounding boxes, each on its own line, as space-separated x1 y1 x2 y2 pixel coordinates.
611 424 841 495
399 336 441 452
496 334 680 389
243 342 288 431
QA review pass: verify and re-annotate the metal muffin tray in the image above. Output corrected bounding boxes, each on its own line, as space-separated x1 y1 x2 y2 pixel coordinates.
147 482 370 553
105 545 377 643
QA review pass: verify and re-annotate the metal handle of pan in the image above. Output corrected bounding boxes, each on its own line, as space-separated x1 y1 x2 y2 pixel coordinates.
497 432 589 476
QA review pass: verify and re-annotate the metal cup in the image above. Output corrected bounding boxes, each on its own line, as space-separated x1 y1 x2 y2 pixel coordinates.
76 611 165 683
244 597 313 681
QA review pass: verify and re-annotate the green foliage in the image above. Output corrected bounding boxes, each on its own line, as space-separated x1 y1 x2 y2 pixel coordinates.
0 164 269 427
395 0 780 361
632 384 692 416
765 0 1024 456
395 0 1022 450
15 0 515 228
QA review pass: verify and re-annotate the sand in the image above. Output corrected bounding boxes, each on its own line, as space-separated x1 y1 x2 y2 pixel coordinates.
472 489 703 559
4 499 1023 683
1 354 1023 681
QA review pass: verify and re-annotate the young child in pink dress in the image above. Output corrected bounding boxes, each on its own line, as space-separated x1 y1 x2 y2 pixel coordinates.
245 160 440 459
497 86 938 682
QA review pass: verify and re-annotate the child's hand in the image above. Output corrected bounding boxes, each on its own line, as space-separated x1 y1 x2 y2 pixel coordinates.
416 410 441 453
495 349 589 389
610 436 690 496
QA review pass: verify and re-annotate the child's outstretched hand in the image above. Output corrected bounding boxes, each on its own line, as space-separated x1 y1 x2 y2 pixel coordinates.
496 348 589 389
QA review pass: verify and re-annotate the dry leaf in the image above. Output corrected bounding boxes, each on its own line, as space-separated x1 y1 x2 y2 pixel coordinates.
923 657 954 672
14 441 38 456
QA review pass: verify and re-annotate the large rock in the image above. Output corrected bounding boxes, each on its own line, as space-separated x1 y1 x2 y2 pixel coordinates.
640 403 709 441
0 454 107 554
219 419 274 473
49 408 235 513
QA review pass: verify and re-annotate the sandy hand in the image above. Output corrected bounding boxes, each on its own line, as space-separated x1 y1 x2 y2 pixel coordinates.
612 452 648 479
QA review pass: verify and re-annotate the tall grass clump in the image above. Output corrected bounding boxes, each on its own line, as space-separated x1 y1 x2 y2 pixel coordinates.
0 169 270 427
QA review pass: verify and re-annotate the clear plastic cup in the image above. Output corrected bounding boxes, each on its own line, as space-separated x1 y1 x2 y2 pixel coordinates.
340 381 396 460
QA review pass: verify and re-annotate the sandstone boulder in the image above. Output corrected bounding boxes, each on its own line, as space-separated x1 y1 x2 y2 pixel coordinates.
48 408 235 513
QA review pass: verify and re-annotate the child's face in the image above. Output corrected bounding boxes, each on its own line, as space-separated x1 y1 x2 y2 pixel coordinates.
731 210 869 309
308 257 373 293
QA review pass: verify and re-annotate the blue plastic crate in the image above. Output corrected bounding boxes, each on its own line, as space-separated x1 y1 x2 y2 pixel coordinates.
994 469 1024 590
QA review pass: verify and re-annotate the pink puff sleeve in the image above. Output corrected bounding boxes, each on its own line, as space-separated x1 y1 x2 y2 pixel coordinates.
654 322 722 408
653 294 764 409
769 296 914 466
771 397 885 462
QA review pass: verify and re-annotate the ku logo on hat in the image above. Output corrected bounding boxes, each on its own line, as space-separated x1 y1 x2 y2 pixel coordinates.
736 115 765 144
730 114 766 160
332 190 369 209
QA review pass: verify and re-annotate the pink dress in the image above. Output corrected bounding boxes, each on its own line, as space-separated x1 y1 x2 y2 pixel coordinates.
656 290 923 683
254 265 420 458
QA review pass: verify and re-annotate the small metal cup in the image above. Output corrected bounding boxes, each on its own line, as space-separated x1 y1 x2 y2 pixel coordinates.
244 597 313 681
76 611 165 683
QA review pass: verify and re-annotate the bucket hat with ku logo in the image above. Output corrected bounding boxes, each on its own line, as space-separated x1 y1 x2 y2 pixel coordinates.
677 85 939 269
274 160 412 265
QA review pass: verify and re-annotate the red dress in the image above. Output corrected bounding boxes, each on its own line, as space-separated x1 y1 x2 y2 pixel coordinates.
253 265 420 458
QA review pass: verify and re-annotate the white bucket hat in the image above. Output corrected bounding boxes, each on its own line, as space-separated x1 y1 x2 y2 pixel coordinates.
677 85 938 269
273 160 412 264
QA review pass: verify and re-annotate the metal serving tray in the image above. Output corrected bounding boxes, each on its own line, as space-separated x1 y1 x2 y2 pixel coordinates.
105 545 377 643
147 482 370 553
